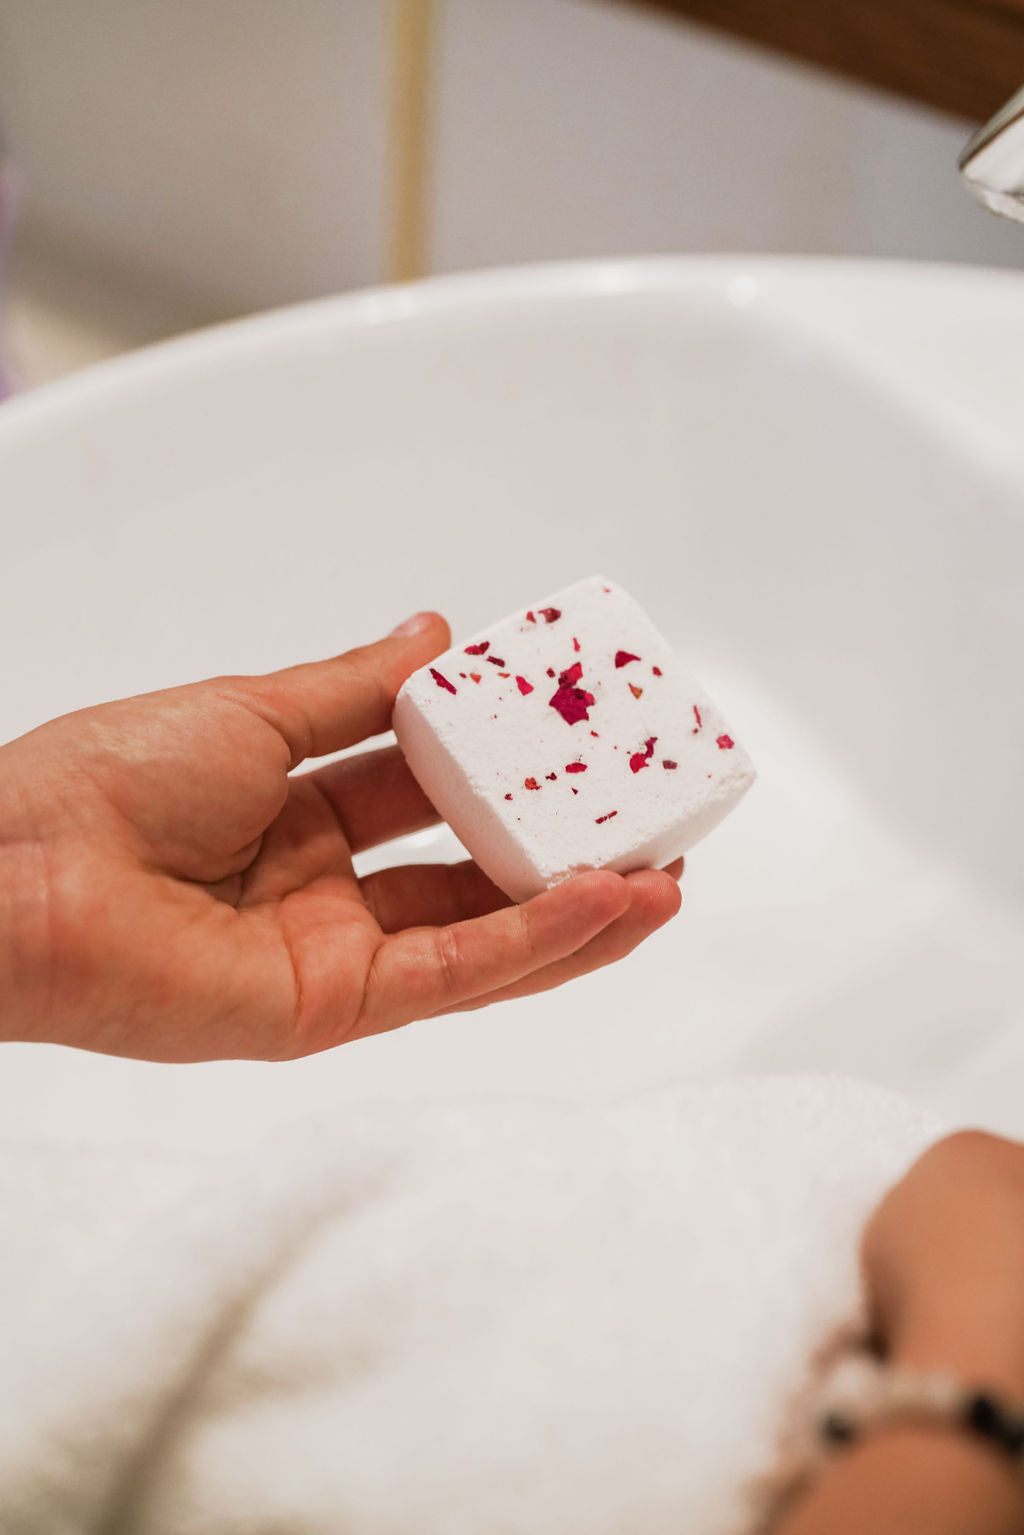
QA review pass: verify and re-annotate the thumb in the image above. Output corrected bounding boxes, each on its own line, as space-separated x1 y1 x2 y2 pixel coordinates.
230 611 450 767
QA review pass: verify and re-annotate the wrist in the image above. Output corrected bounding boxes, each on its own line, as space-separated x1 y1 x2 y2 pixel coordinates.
779 1423 1024 1535
892 1290 1024 1402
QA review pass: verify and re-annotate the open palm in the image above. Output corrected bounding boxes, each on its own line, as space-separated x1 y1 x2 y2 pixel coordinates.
0 614 681 1062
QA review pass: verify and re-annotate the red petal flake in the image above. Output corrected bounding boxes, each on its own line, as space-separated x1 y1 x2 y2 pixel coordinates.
505 793 513 801
571 787 579 795
515 676 534 695
459 673 467 679
525 777 540 790
652 666 663 677
662 760 678 770
595 810 618 824
546 668 556 678
717 734 735 750
615 650 641 668
546 772 557 781
498 672 510 678
487 655 506 667
526 610 536 623
549 661 596 725
539 607 561 623
470 673 482 683
693 705 702 731
629 684 643 699
565 761 587 773
629 736 657 773
430 667 456 694
465 641 490 655
573 636 581 652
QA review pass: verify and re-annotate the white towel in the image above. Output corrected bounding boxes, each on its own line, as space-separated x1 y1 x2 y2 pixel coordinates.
0 1075 942 1534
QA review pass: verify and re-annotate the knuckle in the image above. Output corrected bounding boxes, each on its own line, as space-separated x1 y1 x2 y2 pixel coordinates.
514 901 540 967
937 1127 1024 1183
433 924 464 999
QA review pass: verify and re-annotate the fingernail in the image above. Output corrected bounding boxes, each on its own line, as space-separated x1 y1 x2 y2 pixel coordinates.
389 611 433 638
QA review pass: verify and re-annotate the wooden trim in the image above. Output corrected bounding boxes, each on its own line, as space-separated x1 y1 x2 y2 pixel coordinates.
622 0 1024 122
387 0 436 283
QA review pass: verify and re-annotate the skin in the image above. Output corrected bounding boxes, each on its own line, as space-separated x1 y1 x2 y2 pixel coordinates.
0 611 682 1062
779 1131 1024 1535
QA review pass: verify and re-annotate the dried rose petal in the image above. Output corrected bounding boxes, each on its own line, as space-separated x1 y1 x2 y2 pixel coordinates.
565 761 587 774
487 655 506 667
505 793 513 801
717 734 735 750
571 787 579 795
459 672 467 679
498 672 510 678
662 760 678 770
573 636 581 653
693 705 702 730
465 641 490 656
546 772 557 781
615 650 641 668
470 673 482 683
539 607 561 623
550 689 594 725
515 676 534 695
546 668 556 678
652 666 663 677
430 667 456 694
590 730 600 738
595 810 618 824
629 684 643 699
548 666 596 727
630 736 657 772
525 777 540 790
526 610 536 623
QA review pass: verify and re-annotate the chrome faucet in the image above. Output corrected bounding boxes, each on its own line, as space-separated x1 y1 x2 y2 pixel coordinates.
960 86 1024 223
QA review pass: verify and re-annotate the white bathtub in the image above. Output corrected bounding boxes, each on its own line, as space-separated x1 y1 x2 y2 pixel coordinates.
1 256 1022 1148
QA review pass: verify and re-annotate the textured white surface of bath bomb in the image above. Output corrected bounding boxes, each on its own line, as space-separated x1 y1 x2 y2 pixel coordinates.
393 576 755 901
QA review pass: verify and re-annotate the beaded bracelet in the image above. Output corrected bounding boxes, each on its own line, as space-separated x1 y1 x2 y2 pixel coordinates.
810 1352 1024 1461
754 1350 1024 1532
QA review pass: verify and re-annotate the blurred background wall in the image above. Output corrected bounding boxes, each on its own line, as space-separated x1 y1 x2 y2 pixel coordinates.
1 0 1021 386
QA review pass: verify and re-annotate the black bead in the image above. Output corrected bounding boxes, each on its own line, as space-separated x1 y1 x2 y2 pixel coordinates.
965 1393 1017 1450
1004 1420 1024 1457
821 1412 856 1446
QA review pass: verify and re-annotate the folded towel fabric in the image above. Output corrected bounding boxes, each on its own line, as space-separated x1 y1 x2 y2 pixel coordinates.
0 1075 942 1534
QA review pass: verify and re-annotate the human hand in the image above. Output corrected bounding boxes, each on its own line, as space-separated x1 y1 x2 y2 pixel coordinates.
777 1130 1024 1535
0 612 682 1062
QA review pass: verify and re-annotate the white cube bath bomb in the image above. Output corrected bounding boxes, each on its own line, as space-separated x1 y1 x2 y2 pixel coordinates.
393 576 755 902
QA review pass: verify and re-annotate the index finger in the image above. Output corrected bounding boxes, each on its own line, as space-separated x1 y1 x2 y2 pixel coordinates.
224 612 450 767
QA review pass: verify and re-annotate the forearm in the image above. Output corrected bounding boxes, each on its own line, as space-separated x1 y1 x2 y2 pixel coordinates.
777 1425 1024 1535
781 1131 1024 1535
